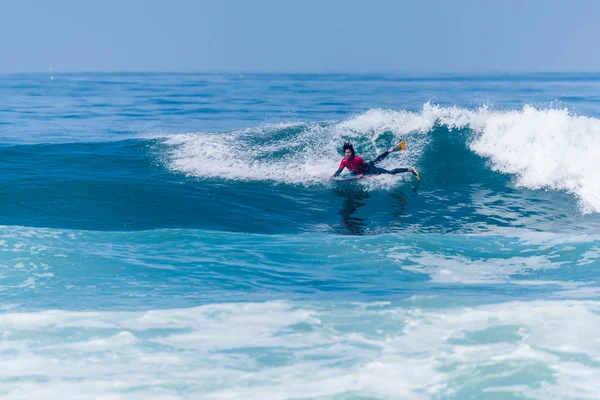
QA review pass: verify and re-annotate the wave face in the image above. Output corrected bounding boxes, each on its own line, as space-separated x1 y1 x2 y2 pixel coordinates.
1 104 600 234
4 72 600 398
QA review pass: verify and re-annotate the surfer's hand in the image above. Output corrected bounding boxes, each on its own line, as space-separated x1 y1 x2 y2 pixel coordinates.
359 174 364 178
330 175 334 179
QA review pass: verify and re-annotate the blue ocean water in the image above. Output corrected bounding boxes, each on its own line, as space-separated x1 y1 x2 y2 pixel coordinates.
3 72 600 399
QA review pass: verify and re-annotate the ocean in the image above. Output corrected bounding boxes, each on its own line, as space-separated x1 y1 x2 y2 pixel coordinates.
2 72 600 399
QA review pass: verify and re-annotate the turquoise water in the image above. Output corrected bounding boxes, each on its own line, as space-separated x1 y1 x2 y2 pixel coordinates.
3 73 600 399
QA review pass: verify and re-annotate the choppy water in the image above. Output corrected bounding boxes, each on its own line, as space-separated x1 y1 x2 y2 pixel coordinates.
3 72 600 399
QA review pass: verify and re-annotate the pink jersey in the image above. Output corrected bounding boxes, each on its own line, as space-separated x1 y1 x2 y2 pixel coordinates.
339 156 367 174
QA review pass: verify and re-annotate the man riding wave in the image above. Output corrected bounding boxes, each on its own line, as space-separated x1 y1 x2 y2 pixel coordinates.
330 142 420 180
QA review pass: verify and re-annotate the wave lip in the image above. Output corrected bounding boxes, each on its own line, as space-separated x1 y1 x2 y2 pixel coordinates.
464 105 600 214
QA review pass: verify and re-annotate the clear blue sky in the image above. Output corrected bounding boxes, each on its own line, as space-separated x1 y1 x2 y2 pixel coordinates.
1 0 598 73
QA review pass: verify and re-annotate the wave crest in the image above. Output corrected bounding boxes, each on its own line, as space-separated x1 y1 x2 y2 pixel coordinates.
164 104 600 212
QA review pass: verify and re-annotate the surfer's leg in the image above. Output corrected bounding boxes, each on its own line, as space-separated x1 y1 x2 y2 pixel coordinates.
390 168 410 174
365 165 390 175
391 167 421 179
367 165 420 179
369 151 390 166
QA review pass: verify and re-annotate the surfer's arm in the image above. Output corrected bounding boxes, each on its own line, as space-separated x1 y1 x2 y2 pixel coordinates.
330 159 346 179
331 167 344 179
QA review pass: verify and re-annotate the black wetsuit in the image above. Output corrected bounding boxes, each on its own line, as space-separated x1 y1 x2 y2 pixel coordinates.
333 150 411 177
364 151 410 175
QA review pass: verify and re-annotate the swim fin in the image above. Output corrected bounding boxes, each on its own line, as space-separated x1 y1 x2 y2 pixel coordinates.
412 168 420 180
391 141 406 152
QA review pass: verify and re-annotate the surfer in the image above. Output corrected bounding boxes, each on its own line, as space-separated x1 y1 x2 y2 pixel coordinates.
330 142 420 180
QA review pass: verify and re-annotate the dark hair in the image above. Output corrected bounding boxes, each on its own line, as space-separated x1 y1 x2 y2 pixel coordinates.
342 142 355 156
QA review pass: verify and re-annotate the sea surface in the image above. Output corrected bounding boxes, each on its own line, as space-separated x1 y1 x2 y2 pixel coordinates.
2 72 600 399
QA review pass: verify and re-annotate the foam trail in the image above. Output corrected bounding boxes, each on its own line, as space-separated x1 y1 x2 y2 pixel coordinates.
164 119 424 186
165 124 338 184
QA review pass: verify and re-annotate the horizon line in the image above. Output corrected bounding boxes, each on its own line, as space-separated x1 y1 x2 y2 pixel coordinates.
2 69 600 76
